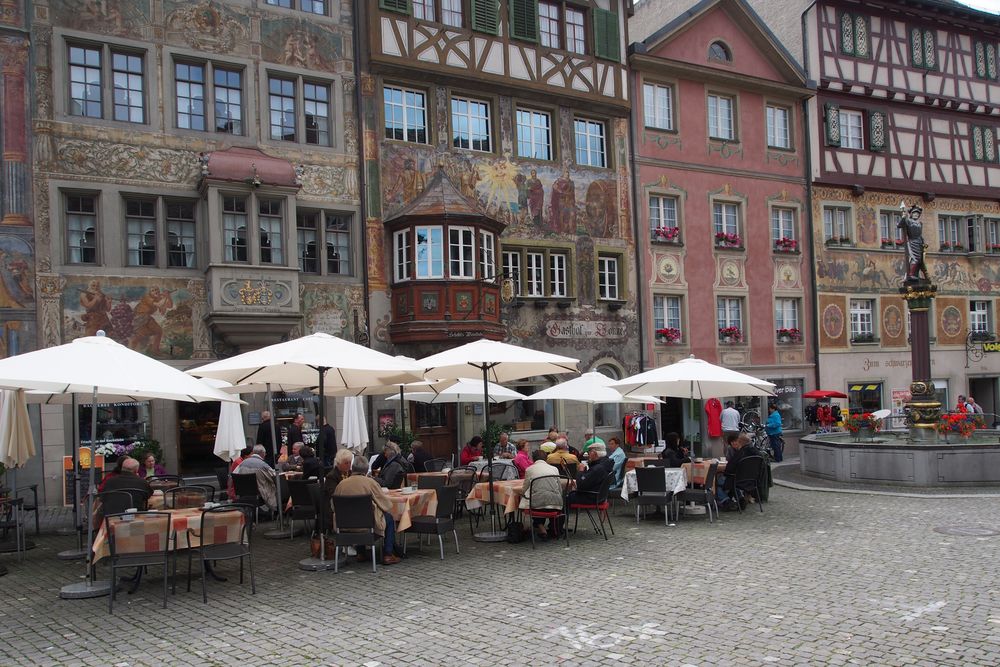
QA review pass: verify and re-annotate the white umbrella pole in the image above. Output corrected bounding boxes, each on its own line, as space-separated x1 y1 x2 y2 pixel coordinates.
475 365 504 542
299 367 334 571
263 383 286 538
57 396 86 557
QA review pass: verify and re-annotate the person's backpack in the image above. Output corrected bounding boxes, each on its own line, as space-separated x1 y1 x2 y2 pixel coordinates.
506 520 526 544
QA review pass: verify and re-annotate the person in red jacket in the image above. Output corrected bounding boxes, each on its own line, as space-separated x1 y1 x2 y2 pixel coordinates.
460 436 484 466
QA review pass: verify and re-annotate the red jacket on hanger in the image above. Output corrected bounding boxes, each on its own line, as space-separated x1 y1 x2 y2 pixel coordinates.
705 398 723 437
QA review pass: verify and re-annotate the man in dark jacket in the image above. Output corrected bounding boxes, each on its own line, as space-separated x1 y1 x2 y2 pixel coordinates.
316 416 337 466
102 457 153 505
718 433 754 510
566 444 614 505
375 442 412 489
409 440 433 472
285 413 305 456
255 411 275 466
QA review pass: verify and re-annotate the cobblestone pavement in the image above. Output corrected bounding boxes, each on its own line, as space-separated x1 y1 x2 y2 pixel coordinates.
2 486 1000 667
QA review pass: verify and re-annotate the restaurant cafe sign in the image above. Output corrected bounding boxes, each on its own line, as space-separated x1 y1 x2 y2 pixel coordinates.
546 320 627 340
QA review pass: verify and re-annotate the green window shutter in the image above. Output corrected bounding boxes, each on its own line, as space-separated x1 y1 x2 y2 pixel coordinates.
380 0 410 14
824 103 841 147
593 8 620 62
472 0 500 35
869 111 886 152
509 0 538 42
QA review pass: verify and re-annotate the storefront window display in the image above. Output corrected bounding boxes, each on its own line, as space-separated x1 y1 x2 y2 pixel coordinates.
767 378 804 431
80 402 150 450
848 382 883 414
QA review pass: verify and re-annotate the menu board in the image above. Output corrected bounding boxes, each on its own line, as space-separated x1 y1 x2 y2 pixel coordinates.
62 448 105 507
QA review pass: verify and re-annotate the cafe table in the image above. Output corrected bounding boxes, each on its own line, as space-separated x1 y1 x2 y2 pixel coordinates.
464 479 526 515
91 506 245 564
620 467 688 501
681 459 727 489
625 456 662 472
384 488 437 532
405 471 449 486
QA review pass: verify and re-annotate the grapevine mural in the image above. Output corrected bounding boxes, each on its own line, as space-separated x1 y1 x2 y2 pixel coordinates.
62 278 194 359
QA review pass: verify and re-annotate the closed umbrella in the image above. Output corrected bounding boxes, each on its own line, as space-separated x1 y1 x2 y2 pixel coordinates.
0 389 35 559
203 379 246 463
341 395 369 454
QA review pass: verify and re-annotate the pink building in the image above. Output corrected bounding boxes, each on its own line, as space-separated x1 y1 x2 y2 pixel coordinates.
630 0 816 441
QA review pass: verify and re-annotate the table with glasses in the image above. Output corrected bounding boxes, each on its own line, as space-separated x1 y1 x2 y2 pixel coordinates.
620 467 688 501
384 488 437 532
91 507 245 563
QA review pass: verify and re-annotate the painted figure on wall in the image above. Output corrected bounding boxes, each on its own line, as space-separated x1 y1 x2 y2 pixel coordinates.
584 180 618 237
458 159 481 200
0 237 34 308
130 286 174 354
514 172 527 214
898 203 929 284
550 169 576 234
79 279 112 336
387 157 426 207
526 169 544 225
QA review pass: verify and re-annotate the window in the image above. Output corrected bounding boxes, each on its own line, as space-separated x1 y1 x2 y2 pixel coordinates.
268 75 331 145
394 229 412 281
593 365 622 427
775 298 800 333
449 226 475 278
174 61 244 134
938 214 963 250
708 41 731 63
713 202 740 240
717 297 743 338
574 118 607 167
643 83 674 131
972 126 998 163
535 2 585 53
258 199 284 265
415 226 444 278
503 246 570 298
123 197 198 268
68 43 145 123
66 194 98 264
565 7 585 54
384 85 428 144
166 202 197 268
848 381 883 414
839 12 870 57
967 216 982 253
823 206 851 242
971 300 991 334
412 0 463 27
850 298 875 341
539 2 561 49
125 199 157 267
597 254 620 300
650 195 679 242
451 96 492 152
266 0 327 12
653 294 682 340
910 26 937 69
771 208 796 248
879 210 904 246
987 218 1000 252
839 110 864 149
516 108 552 160
707 94 735 140
479 230 496 280
297 211 352 275
223 195 248 263
975 41 998 80
766 105 790 149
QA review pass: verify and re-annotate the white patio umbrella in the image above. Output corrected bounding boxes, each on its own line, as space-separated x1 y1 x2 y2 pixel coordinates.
0 332 240 599
611 355 776 399
341 395 369 453
531 371 662 422
0 389 36 559
384 378 527 404
187 332 424 570
419 339 578 541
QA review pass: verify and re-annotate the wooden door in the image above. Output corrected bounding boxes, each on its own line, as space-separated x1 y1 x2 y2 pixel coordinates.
410 403 456 461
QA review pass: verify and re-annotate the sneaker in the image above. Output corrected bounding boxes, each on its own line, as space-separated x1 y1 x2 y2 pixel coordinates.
346 546 357 557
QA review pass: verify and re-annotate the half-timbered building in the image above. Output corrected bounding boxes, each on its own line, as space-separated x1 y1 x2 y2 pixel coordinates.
359 0 638 456
806 0 1000 419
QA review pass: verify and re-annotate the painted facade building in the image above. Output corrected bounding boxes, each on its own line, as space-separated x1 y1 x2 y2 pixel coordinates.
358 0 639 457
630 0 816 446
25 0 364 500
805 0 1000 420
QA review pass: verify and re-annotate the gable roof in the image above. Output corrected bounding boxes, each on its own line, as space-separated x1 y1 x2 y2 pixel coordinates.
385 166 484 221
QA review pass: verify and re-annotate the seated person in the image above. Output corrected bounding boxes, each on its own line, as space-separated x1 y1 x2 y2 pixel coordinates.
545 438 580 467
607 437 627 487
278 442 304 473
334 454 401 565
582 428 605 453
370 437 397 474
275 444 289 467
519 450 564 540
408 440 433 473
512 439 532 478
299 445 324 480
325 448 353 512
496 432 516 459
659 432 691 467
98 458 127 493
234 445 273 474
138 453 168 479
375 442 411 489
716 433 753 510
567 444 613 505
101 457 153 504
460 436 484 466
227 446 252 501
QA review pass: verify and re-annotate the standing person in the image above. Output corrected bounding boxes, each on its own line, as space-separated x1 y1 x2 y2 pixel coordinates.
955 395 968 414
316 416 337 467
720 401 741 442
256 411 275 466
285 413 305 455
967 396 984 415
765 404 784 462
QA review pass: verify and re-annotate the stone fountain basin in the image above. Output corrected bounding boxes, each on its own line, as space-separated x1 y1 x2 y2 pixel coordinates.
800 430 1000 486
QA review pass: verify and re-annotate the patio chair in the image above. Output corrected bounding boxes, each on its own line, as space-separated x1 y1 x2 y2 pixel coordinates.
447 467 478 530
105 511 172 613
676 462 719 523
423 458 448 473
404 485 460 560
163 485 212 509
146 475 182 489
286 479 318 539
644 459 670 468
634 466 674 525
559 462 578 480
0 497 26 560
213 467 229 495
568 472 615 541
729 455 765 513
99 489 149 517
416 475 447 491
230 473 265 521
523 475 568 549
489 462 518 481
330 494 378 574
185 504 255 603
14 484 40 535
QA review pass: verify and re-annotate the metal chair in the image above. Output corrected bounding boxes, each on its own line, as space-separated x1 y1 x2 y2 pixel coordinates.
99 489 149 516
447 467 478 531
213 467 229 495
14 484 40 535
186 504 255 603
644 459 670 467
0 497 26 560
488 462 518 481
286 479 319 539
730 455 765 513
164 486 212 509
634 466 675 525
559 462 579 480
416 475 448 491
568 472 615 540
676 462 719 523
230 473 265 521
105 511 172 613
523 475 568 549
404 485 460 560
330 494 378 574
423 458 448 472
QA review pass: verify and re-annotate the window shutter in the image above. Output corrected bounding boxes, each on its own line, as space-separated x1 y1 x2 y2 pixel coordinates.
824 103 841 147
868 111 886 152
380 0 410 14
839 12 854 56
508 0 538 42
593 8 620 62
472 0 500 35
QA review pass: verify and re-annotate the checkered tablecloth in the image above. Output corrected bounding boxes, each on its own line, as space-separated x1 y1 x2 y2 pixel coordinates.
621 467 688 501
385 489 437 532
464 480 525 515
92 507 244 563
682 460 727 488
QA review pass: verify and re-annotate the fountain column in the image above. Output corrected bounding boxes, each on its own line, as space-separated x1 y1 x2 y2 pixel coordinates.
900 280 940 441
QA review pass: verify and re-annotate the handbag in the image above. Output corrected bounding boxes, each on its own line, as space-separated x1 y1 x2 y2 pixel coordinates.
506 520 526 544
310 533 337 560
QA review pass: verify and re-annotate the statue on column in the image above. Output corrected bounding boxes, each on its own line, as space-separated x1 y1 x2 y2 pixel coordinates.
898 202 929 284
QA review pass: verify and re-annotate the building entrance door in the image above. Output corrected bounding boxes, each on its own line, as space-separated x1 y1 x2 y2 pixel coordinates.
969 376 998 427
177 402 221 475
410 403 456 461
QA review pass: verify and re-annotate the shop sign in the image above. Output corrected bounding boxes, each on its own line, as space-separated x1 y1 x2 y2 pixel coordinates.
546 320 627 339
983 341 1000 353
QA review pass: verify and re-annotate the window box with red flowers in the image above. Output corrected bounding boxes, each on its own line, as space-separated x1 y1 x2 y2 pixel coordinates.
940 242 965 252
825 236 850 247
718 326 743 344
655 327 682 344
776 328 801 343
844 412 882 441
880 237 902 249
652 226 682 244
773 237 798 253
714 232 743 249
989 244 1000 254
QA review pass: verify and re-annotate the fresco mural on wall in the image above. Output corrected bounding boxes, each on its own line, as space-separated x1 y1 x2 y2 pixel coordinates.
163 1 251 55
51 0 150 35
62 278 193 359
260 16 346 71
299 283 362 336
0 321 34 360
0 235 34 308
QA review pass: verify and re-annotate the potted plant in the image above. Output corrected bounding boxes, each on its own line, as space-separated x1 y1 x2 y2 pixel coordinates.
655 327 682 344
940 241 951 250
935 413 984 442
718 326 742 343
851 332 875 344
653 226 681 243
894 238 905 247
776 327 801 343
377 419 415 456
714 232 742 249
774 237 798 252
844 412 881 441
880 237 894 248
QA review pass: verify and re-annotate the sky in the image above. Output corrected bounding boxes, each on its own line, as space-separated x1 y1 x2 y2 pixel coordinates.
956 0 1000 14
